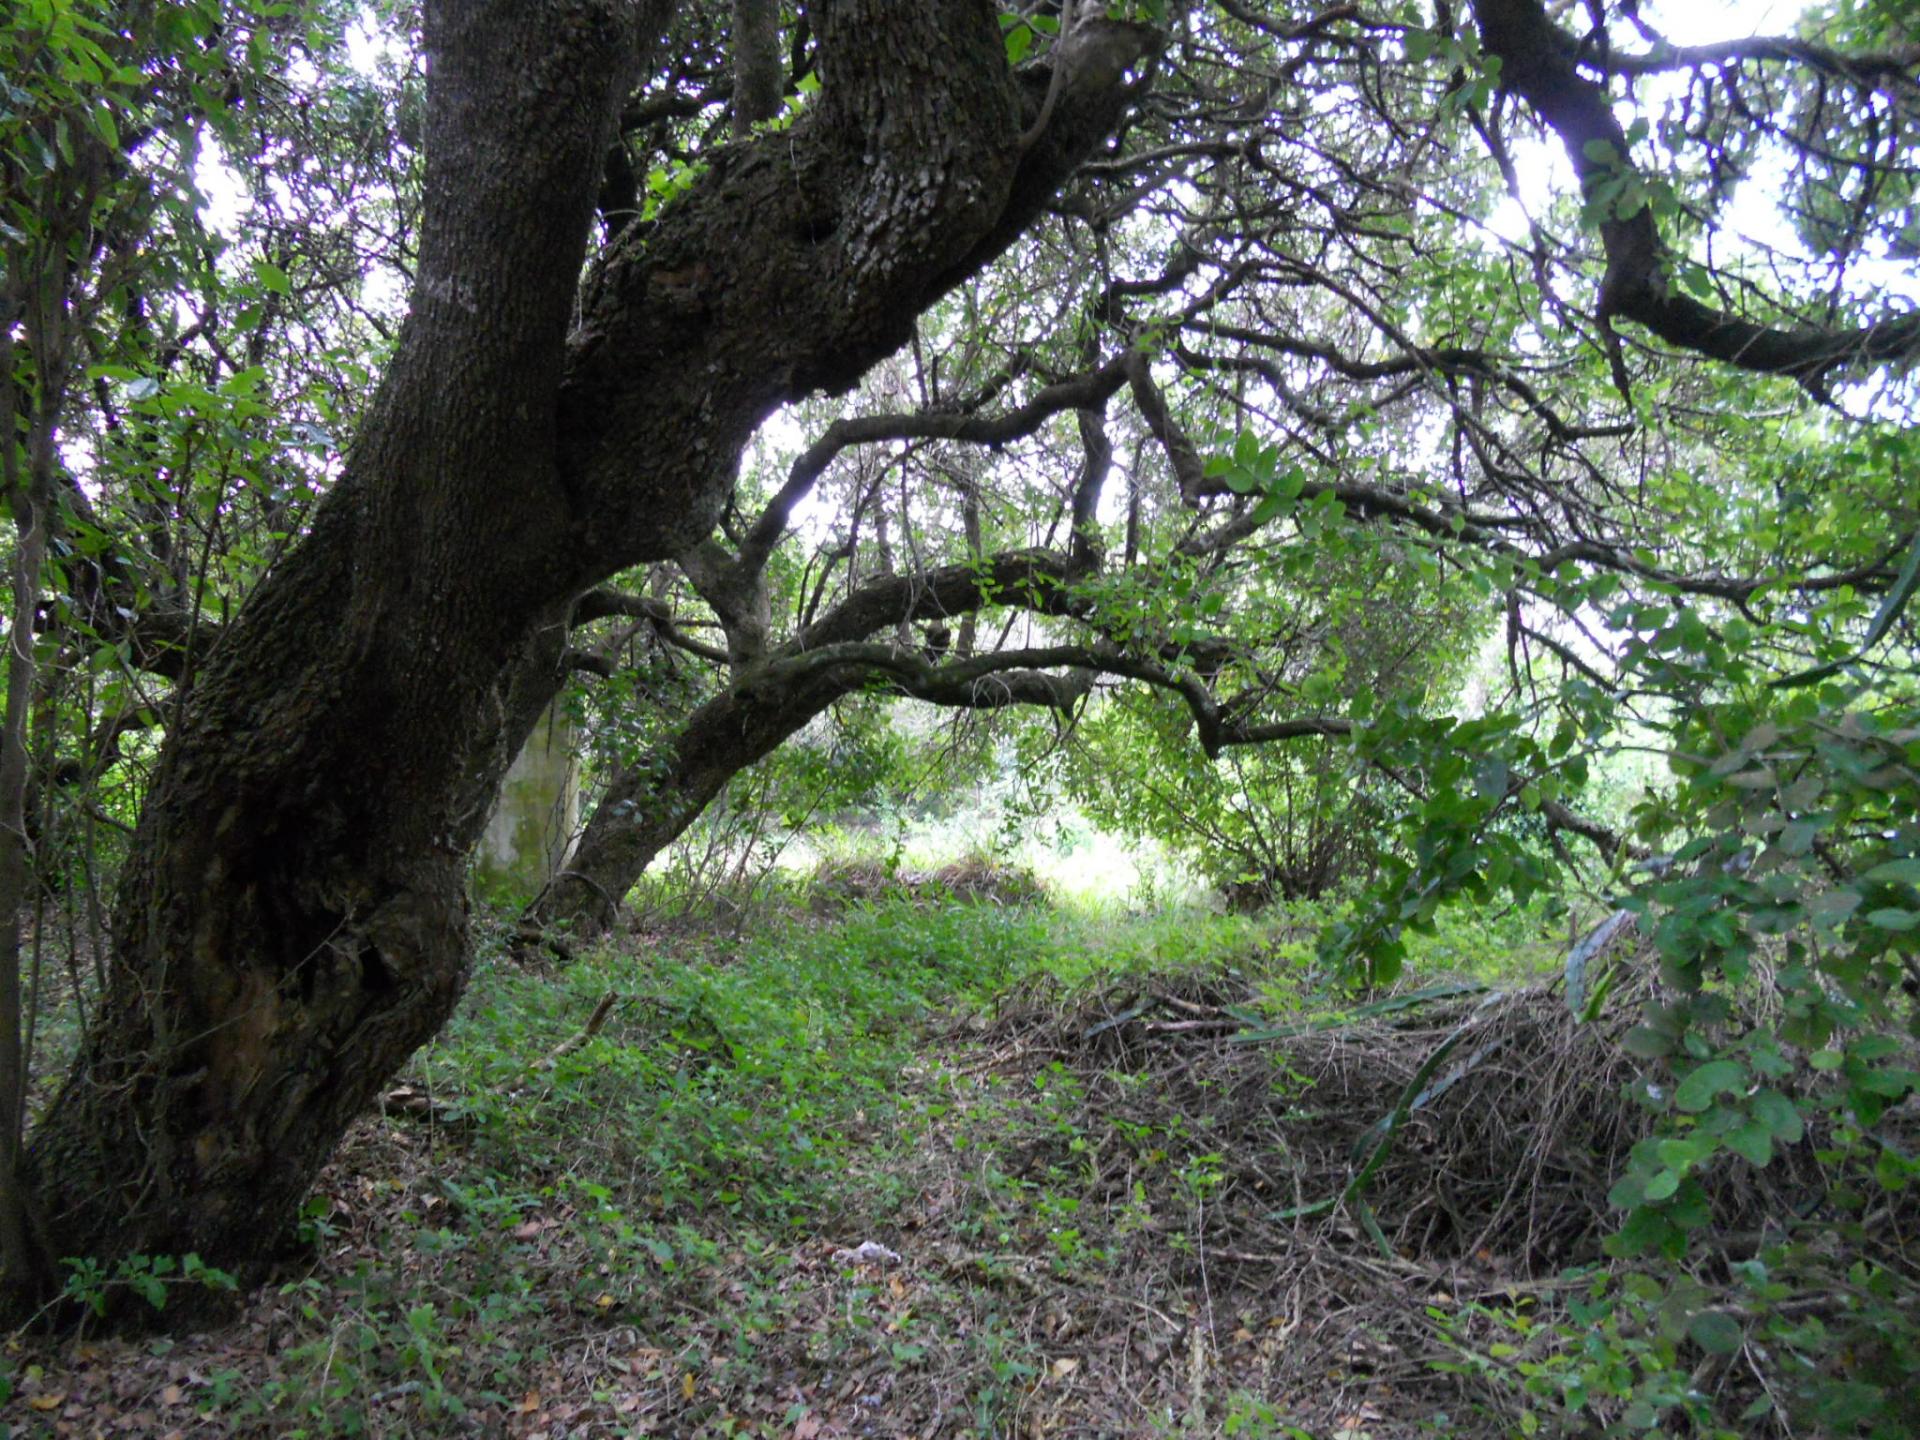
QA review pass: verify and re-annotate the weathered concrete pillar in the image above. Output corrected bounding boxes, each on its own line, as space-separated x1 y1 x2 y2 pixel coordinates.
474 700 579 900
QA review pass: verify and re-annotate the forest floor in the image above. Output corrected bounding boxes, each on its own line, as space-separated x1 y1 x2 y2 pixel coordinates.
3 891 1638 1439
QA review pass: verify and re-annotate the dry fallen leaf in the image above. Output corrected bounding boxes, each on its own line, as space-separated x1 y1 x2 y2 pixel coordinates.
29 1392 66 1411
517 1390 541 1413
1048 1356 1078 1379
681 1371 696 1400
160 1384 184 1406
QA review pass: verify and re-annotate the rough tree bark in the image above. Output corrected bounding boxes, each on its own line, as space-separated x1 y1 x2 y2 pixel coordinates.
730 0 784 139
8 0 1157 1319
15 0 651 1313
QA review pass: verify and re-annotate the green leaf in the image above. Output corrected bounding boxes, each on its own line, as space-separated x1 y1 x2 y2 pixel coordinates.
1688 1310 1744 1356
1643 1168 1680 1201
1751 1091 1803 1144
1858 527 1920 653
1864 859 1920 886
1774 527 1920 687
1622 1026 1674 1059
1607 1206 1671 1257
1809 888 1863 923
1674 1058 1744 1113
1875 1144 1913 1192
1472 755 1509 800
1248 470 1303 526
1657 1136 1709 1170
1779 819 1821 855
1607 1174 1646 1210
1727 1121 1773 1167
1670 1178 1712 1230
1866 908 1918 931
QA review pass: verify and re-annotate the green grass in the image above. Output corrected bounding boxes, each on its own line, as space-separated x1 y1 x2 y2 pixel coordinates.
433 905 1034 1220
8 896 1469 1435
416 900 1275 1227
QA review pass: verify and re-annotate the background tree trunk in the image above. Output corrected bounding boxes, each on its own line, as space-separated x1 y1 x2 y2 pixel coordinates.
730 0 783 139
533 645 1092 940
474 701 581 900
0 350 58 1303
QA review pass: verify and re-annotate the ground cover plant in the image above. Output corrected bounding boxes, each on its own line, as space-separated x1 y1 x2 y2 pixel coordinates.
6 860 1915 1437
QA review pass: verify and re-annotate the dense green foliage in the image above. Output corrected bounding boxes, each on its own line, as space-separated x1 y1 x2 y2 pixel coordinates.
1063 518 1487 903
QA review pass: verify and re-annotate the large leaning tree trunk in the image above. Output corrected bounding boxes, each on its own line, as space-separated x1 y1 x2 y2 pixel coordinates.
534 641 1094 937
533 550 1095 939
9 0 1157 1319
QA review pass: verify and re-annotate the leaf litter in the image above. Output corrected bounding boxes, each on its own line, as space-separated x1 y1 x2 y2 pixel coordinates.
8 929 1915 1437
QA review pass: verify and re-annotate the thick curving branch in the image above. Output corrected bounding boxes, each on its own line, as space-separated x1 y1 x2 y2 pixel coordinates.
1472 0 1920 386
526 640 1096 937
556 2 1160 576
737 354 1135 579
1598 34 1920 87
573 587 732 665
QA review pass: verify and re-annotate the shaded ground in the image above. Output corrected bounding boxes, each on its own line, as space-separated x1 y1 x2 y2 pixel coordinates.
0 901 1893 1437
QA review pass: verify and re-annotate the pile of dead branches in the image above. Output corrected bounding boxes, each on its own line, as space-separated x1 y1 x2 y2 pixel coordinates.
960 962 1917 1435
